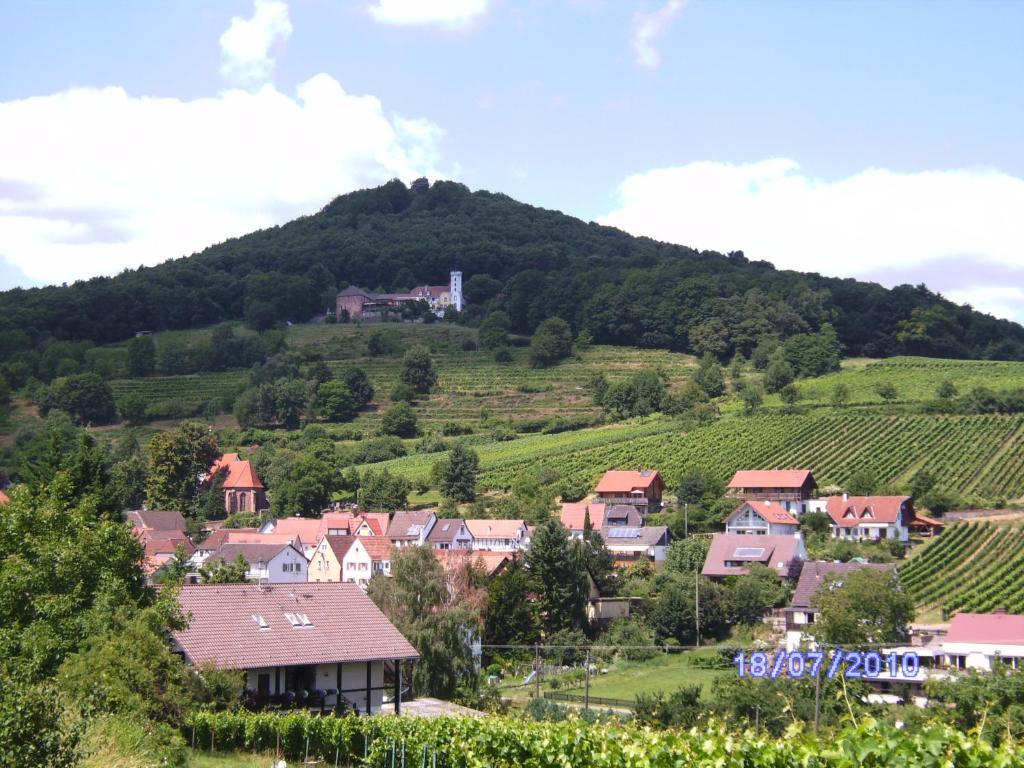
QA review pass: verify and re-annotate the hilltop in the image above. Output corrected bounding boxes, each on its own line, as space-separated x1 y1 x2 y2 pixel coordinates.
0 179 1022 363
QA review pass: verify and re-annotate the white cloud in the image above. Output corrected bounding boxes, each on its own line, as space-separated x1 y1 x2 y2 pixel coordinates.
0 76 446 288
220 0 293 86
601 158 1024 320
367 0 490 28
945 286 1024 323
631 0 687 70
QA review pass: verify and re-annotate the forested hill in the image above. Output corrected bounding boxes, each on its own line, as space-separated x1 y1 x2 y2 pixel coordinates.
1 179 1022 361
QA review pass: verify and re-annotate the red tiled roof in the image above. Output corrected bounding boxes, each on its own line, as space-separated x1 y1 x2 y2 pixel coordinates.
434 548 510 576
145 537 195 558
210 453 240 475
946 612 1024 645
728 469 814 490
595 470 663 494
788 561 896 609
464 519 526 540
223 459 264 490
729 500 800 526
358 536 395 562
911 512 945 527
560 503 607 530
203 530 299 550
0 490 9 505
173 582 419 669
825 496 909 527
702 532 805 578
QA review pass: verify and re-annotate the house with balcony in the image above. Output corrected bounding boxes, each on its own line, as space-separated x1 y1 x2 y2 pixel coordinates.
464 519 528 551
173 582 418 714
594 470 665 515
727 469 817 514
724 501 800 536
600 525 669 566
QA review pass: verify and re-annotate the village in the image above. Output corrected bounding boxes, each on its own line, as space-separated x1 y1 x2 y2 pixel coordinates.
119 451 1024 718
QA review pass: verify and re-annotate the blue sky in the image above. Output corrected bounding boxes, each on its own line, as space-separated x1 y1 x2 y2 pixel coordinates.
1 1 1023 319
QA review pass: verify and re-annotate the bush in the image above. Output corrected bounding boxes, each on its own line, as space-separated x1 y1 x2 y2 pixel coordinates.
381 402 419 437
493 346 513 362
529 317 573 368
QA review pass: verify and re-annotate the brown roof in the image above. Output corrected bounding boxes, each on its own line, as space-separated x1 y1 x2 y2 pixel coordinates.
702 532 806 578
788 561 895 609
358 536 395 562
825 495 910 527
728 469 815 490
729 501 800 526
202 530 299 550
145 537 195 558
324 535 357 561
600 525 668 550
204 542 298 567
427 519 469 544
464 519 526 540
386 511 435 541
434 549 509 576
946 612 1024 645
127 509 187 532
595 470 663 494
911 512 945 528
173 582 419 668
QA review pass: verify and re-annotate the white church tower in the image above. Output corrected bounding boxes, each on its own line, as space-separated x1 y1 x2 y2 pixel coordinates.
449 270 463 312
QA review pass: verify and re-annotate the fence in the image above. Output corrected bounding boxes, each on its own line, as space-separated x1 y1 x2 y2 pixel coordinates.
543 691 635 710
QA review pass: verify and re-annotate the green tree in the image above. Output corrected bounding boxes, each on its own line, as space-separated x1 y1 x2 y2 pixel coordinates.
273 378 309 429
831 382 851 407
145 421 219 510
126 335 156 377
200 553 250 584
908 470 936 500
665 537 710 574
727 564 788 625
763 352 794 393
845 468 878 496
689 318 729 360
358 467 410 511
740 381 764 414
799 511 832 537
265 450 336 516
875 381 899 402
478 311 511 350
381 401 419 437
401 345 438 393
779 382 801 411
526 520 586 635
811 568 913 645
119 392 148 426
316 380 358 422
40 373 117 426
937 380 957 400
342 366 375 406
693 354 725 398
676 468 710 506
528 317 573 368
440 442 480 502
484 557 539 649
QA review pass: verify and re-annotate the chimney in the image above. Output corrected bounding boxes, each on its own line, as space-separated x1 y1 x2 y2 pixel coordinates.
843 492 849 502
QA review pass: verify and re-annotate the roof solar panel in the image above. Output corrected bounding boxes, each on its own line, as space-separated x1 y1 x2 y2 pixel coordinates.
607 527 641 538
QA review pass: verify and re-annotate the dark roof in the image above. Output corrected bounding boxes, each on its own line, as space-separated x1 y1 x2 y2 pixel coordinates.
386 511 435 540
173 582 419 669
204 542 296 567
702 532 806 578
427 519 467 544
600 525 668 548
337 286 372 298
788 561 896 609
127 509 187 532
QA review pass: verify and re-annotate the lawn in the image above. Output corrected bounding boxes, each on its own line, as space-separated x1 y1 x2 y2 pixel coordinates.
188 750 279 768
563 651 730 701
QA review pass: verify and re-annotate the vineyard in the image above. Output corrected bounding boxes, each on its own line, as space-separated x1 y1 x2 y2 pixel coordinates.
363 412 1024 501
899 521 1024 616
183 710 1024 768
793 356 1024 405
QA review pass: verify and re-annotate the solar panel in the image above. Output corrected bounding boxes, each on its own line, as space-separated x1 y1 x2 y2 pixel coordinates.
734 547 765 557
607 527 641 538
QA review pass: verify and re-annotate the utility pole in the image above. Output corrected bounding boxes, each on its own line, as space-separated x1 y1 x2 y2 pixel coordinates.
695 571 701 646
584 651 591 712
534 644 541 700
684 503 688 538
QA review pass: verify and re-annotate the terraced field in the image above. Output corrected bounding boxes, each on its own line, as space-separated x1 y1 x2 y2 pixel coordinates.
362 411 1024 500
900 521 1024 617
108 371 246 406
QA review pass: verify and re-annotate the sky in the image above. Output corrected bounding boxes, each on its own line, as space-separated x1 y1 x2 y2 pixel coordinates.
1 0 1023 320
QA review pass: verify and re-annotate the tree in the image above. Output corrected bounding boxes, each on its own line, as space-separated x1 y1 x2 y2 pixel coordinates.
580 516 616 595
665 538 710 574
526 520 586 635
126 335 156 377
831 382 851 407
201 553 250 584
908 470 936 500
811 568 913 645
528 317 573 368
741 381 764 414
676 469 710 506
763 352 794 393
440 442 480 502
401 345 437 393
693 354 725 398
119 392 148 426
799 511 832 537
937 380 957 400
40 373 117 426
727 564 787 625
381 401 419 437
779 382 801 411
484 557 539 649
145 421 219 510
273 378 309 429
265 451 336 516
845 468 878 496
478 311 511 351
316 380 358 422
342 367 374 406
358 468 410 511
875 381 899 402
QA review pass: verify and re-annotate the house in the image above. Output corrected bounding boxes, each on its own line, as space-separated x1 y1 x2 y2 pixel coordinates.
824 494 912 542
783 561 896 650
127 509 187 533
309 536 393 586
724 501 800 536
594 470 665 515
336 271 463 321
262 513 384 557
727 469 817 514
464 519 529 552
600 525 669 566
191 530 302 566
172 583 419 714
427 519 474 550
210 454 267 514
559 503 641 537
142 536 196 580
204 542 308 583
586 576 642 625
942 611 1024 671
434 548 510 578
702 532 807 579
386 511 437 548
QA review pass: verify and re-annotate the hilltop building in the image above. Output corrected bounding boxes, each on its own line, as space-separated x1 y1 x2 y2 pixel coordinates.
336 270 463 321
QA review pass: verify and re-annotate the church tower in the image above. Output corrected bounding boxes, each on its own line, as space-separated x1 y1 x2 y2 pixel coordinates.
449 270 463 312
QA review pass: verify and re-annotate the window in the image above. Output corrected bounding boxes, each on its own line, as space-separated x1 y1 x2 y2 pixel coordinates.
281 563 287 572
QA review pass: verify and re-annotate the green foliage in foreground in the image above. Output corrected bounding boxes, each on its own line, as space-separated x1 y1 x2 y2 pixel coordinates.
185 710 1024 768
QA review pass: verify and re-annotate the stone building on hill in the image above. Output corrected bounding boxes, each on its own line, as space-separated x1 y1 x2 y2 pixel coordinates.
336 270 463 321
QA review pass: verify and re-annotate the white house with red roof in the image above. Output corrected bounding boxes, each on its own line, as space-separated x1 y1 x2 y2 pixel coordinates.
594 469 664 515
942 611 1024 671
725 501 800 536
727 469 817 514
821 494 912 542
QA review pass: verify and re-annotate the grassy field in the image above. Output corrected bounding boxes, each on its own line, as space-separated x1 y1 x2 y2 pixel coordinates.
566 653 729 700
188 751 276 768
